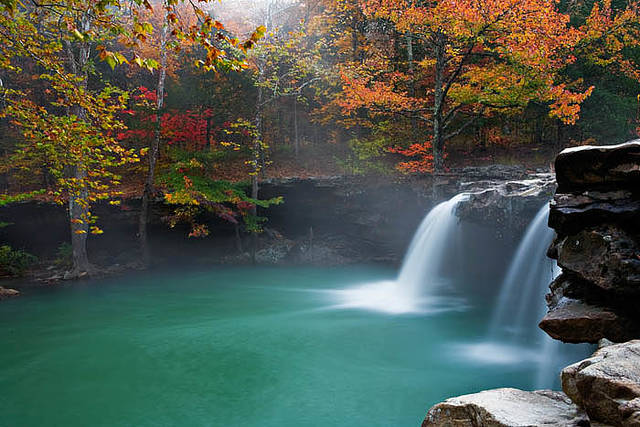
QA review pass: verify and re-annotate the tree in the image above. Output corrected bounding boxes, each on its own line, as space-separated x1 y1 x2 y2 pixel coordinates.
0 0 264 274
0 0 145 276
338 0 595 173
131 1 265 265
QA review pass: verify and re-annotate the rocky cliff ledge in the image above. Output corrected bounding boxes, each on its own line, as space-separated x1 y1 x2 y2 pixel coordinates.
422 141 640 427
540 141 640 344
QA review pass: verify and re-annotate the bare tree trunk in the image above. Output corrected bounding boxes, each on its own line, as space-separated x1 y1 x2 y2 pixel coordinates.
65 15 92 277
68 165 91 276
234 223 243 254
406 32 417 132
432 34 446 173
294 97 299 157
139 6 169 266
250 80 264 265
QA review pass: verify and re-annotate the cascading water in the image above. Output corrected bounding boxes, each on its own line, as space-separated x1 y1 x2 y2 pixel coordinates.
461 203 591 388
332 193 469 314
488 204 558 340
397 193 470 297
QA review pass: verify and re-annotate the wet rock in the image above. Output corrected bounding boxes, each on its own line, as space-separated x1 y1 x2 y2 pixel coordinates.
555 226 640 294
555 141 640 193
255 240 296 264
562 340 640 426
455 164 529 181
422 388 588 427
545 142 640 343
0 286 20 300
456 174 556 237
620 398 640 426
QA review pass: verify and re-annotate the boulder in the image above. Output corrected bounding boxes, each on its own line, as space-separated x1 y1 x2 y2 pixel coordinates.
422 388 588 427
562 340 640 426
456 174 556 237
555 141 640 193
0 286 20 300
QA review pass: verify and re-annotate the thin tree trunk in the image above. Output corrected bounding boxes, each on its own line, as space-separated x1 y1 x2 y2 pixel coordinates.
294 97 299 157
234 223 243 254
432 34 446 173
139 6 169 266
66 15 92 277
250 80 264 265
68 165 91 276
406 32 417 132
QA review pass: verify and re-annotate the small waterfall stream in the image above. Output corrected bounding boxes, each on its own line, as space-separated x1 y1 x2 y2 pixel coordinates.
459 203 591 389
487 204 562 388
333 193 469 314
397 193 470 296
488 204 559 341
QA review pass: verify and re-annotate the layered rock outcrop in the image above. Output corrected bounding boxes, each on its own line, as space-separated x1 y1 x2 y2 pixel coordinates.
540 141 640 344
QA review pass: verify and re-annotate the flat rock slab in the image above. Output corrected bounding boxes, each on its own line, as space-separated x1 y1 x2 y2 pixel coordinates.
422 388 588 426
562 340 640 426
540 297 637 344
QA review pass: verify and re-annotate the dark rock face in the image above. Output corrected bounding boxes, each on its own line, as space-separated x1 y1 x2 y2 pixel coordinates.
555 140 640 193
542 141 640 344
556 226 640 293
561 340 640 426
422 388 588 427
456 173 556 239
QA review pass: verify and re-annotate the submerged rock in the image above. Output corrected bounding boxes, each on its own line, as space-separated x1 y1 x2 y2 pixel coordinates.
0 286 20 300
562 340 640 426
422 388 588 427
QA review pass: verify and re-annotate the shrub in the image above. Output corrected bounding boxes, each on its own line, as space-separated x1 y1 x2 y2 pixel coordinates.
0 245 37 276
54 242 73 269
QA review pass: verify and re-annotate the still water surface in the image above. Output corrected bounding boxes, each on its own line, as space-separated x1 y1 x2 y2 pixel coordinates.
0 266 582 426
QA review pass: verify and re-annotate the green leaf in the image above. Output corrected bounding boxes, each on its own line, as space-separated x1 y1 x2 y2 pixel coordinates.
105 54 116 70
72 29 85 41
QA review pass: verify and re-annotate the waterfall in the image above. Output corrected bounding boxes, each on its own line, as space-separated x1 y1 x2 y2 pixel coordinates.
397 193 470 296
479 203 590 389
488 204 558 340
332 193 469 314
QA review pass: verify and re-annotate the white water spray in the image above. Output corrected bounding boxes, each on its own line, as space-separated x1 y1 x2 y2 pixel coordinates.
332 193 469 314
